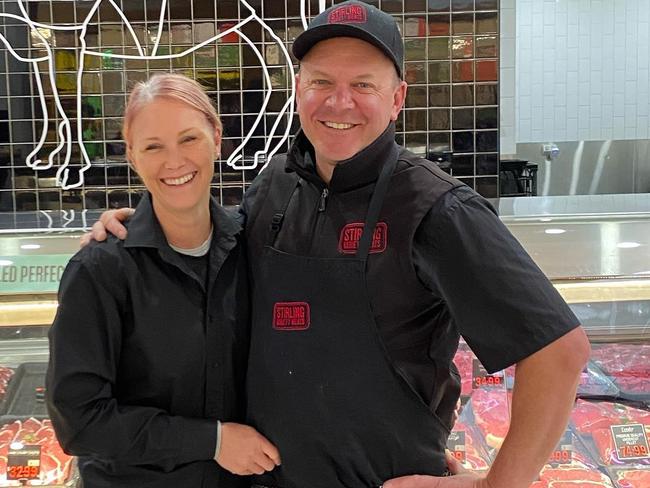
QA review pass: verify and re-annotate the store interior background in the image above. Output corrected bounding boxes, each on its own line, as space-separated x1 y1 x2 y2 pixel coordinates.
0 0 648 214
504 0 650 197
0 5 648 485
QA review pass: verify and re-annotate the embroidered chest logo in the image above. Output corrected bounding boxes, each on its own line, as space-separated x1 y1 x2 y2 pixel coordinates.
338 222 388 254
328 5 367 24
273 302 311 330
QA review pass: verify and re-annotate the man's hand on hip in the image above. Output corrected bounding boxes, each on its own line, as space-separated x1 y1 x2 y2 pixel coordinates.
383 451 491 488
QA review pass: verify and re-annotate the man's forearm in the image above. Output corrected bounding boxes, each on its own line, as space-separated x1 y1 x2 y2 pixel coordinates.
485 327 590 488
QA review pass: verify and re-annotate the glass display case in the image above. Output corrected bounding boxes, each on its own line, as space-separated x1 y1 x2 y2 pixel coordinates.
0 195 649 487
0 213 82 486
449 195 650 487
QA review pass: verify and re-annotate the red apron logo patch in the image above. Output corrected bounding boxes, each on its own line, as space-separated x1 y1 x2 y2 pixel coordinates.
338 222 388 254
328 5 367 24
273 302 311 330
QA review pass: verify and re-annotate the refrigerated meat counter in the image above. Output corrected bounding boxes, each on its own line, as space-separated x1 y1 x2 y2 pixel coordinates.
449 203 650 487
0 202 649 487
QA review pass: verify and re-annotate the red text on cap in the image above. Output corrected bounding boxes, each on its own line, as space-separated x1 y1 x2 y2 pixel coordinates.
328 5 367 24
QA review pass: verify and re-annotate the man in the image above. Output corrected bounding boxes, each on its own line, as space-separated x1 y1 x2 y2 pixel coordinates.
89 2 590 488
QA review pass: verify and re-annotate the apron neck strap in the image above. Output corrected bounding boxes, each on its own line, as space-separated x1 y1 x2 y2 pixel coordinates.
266 176 301 246
356 144 399 260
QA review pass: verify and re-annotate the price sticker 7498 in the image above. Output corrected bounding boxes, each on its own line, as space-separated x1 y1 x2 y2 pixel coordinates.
610 424 650 461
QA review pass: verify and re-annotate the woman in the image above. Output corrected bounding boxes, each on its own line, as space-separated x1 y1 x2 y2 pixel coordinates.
46 74 280 488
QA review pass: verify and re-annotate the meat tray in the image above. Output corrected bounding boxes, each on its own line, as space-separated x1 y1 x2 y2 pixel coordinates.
0 363 48 418
0 417 77 487
528 428 615 487
606 466 650 488
571 400 650 469
590 344 650 402
447 420 492 472
458 387 511 455
577 361 620 400
0 368 16 416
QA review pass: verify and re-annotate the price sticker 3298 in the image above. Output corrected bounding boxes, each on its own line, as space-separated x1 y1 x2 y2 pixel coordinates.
7 444 41 481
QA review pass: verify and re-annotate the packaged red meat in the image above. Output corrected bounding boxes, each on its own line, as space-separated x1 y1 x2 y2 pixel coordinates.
452 344 475 398
503 360 603 395
463 388 511 451
545 481 613 487
0 417 76 486
590 344 650 401
571 401 650 436
591 344 650 377
447 420 491 472
0 363 48 418
0 368 15 413
577 362 620 399
589 425 650 467
571 400 650 469
528 428 615 487
607 467 650 488
532 464 615 487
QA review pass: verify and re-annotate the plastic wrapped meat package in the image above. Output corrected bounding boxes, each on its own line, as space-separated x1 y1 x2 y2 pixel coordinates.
458 390 617 486
606 466 650 488
460 387 511 453
577 362 620 399
529 467 614 487
452 342 475 398
0 417 76 486
447 420 491 472
502 361 617 400
570 400 650 487
590 344 650 401
0 368 14 403
527 429 615 487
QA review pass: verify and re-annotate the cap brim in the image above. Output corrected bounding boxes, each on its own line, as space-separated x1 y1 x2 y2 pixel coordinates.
292 24 401 77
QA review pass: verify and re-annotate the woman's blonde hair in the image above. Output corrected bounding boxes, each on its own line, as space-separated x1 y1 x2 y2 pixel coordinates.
122 73 222 146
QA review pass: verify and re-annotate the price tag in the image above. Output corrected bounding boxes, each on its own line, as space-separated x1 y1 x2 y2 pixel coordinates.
472 359 503 389
447 430 466 463
610 424 650 461
7 445 41 480
548 430 573 466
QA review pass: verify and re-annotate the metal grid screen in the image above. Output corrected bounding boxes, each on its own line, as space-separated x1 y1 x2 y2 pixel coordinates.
0 0 499 212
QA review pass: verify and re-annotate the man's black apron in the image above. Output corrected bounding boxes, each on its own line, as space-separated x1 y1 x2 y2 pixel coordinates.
247 150 449 488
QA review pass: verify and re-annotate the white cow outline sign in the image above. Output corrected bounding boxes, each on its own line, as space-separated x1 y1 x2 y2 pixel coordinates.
0 0 328 190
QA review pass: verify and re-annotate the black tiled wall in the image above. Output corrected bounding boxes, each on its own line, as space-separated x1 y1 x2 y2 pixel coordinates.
0 0 499 212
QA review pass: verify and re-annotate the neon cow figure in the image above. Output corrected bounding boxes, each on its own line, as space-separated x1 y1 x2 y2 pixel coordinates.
0 4 77 185
1 0 319 190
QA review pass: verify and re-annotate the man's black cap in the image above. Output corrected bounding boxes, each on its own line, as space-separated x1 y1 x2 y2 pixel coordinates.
292 1 404 78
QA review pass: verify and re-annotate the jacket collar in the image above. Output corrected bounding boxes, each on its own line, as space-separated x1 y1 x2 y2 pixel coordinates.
124 192 241 252
285 123 398 192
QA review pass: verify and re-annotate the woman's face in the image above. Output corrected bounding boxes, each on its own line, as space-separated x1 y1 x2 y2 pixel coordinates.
127 98 220 217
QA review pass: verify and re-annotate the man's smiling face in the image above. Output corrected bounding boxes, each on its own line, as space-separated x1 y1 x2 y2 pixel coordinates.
296 37 407 172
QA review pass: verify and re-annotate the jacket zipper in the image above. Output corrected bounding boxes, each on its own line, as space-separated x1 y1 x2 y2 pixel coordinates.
318 188 329 212
308 186 329 253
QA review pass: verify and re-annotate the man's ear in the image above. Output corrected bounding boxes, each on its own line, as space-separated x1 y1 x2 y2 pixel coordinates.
295 72 302 108
390 80 408 121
